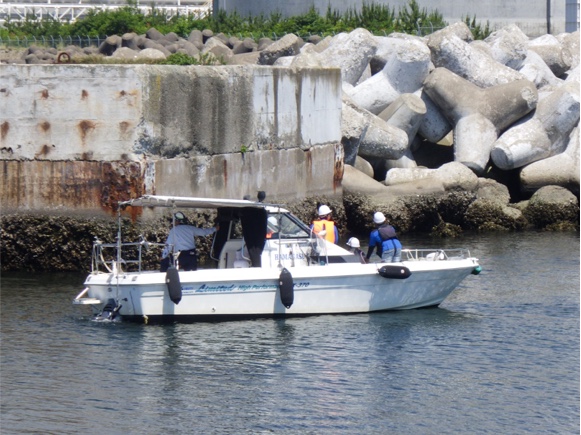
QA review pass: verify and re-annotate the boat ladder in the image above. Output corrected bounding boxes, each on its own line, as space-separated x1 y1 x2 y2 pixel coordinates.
72 287 102 305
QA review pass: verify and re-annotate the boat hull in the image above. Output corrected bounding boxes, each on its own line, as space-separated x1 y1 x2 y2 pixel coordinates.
81 259 478 323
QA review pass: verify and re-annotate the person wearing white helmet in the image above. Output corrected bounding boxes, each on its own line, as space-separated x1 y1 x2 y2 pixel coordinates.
365 211 402 263
310 204 339 244
346 237 366 264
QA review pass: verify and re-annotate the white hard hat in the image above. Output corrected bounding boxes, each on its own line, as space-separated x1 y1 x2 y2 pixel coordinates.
318 205 332 216
267 216 278 227
373 211 386 224
346 237 360 248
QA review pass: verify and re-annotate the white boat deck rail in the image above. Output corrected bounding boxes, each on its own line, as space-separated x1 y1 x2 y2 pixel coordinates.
91 236 167 274
402 248 472 261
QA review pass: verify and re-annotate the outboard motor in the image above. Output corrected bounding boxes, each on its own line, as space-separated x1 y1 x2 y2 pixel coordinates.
94 298 121 321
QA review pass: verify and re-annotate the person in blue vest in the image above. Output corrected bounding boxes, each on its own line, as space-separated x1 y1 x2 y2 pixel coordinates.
365 211 402 263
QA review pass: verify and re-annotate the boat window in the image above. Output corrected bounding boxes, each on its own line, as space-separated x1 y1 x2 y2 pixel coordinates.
268 213 310 239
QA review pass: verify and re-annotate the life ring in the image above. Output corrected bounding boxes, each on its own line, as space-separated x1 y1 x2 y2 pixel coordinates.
56 52 71 64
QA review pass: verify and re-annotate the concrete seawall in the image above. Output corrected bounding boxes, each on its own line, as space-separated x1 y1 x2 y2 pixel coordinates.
0 64 342 216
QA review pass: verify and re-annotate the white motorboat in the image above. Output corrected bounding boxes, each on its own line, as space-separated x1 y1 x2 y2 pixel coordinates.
73 195 481 323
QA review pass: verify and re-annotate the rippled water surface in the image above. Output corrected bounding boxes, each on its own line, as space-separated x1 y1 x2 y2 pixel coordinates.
1 232 579 434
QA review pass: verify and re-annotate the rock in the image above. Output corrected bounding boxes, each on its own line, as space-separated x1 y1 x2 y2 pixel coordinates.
523 185 580 229
258 33 302 65
188 29 204 50
98 35 122 56
475 178 511 204
146 28 164 41
121 32 140 50
136 48 167 60
464 198 526 231
202 37 233 61
111 47 139 60
202 29 214 43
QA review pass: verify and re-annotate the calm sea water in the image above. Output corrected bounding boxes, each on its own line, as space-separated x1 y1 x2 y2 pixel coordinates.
1 231 579 434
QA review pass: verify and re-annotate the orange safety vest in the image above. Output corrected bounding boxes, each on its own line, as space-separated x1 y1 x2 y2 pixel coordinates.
312 219 336 243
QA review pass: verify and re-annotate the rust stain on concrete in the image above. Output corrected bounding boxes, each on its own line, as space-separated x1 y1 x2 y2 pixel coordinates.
101 161 145 217
81 90 89 100
78 120 96 141
36 144 52 157
39 121 51 132
40 89 49 99
223 159 228 186
333 142 344 192
1 121 9 140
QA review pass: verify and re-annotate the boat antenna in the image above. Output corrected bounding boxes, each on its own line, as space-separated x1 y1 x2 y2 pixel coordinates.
116 206 122 272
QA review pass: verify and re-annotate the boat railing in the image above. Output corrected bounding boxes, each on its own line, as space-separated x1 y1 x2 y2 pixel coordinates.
91 236 167 273
402 248 472 261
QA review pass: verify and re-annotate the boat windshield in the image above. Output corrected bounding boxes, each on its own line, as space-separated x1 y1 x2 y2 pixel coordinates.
267 213 310 239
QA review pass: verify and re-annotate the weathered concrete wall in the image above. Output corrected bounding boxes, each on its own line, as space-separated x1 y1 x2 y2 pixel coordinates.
0 64 343 214
213 0 576 37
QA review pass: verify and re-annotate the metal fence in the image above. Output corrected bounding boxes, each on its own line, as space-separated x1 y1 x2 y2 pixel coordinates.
0 35 106 48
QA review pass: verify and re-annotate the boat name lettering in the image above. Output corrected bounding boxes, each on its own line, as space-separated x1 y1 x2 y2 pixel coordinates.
274 253 305 261
194 283 278 293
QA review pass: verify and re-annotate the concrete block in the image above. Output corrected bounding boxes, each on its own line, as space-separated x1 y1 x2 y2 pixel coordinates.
518 50 563 89
528 34 572 77
428 33 525 88
258 34 302 65
483 24 529 69
348 38 431 114
492 81 580 169
520 125 580 194
318 28 378 86
342 96 408 162
423 67 538 174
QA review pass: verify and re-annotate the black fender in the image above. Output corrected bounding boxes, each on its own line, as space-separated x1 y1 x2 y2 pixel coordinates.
279 267 294 309
166 267 182 304
378 265 411 279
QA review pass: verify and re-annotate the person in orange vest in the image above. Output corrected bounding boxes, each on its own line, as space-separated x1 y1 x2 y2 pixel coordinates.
310 204 339 244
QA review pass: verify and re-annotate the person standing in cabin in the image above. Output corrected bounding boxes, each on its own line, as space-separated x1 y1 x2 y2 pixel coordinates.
310 204 339 244
365 212 402 263
266 216 279 239
160 211 219 272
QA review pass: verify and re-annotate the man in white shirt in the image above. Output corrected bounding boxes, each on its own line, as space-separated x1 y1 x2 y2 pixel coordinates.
160 212 219 271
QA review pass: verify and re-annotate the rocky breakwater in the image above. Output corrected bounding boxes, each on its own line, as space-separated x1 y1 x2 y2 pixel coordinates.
270 23 580 234
3 24 579 237
56 24 581 232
